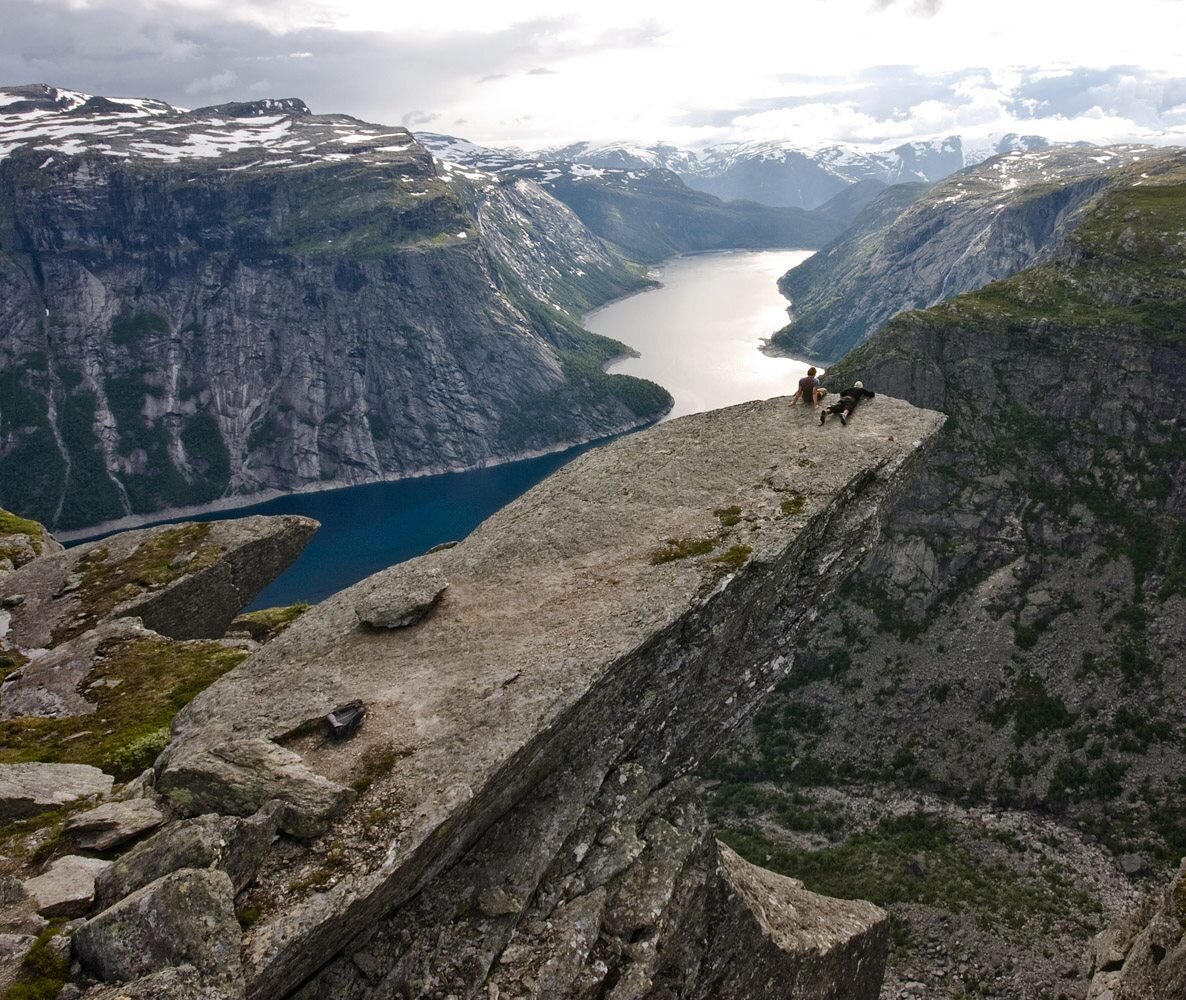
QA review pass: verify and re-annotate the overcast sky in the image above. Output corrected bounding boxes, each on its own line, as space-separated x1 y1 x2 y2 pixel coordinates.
4 0 1186 150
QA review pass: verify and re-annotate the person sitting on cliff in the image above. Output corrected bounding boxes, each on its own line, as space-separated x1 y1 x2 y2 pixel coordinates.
820 381 875 426
789 366 821 411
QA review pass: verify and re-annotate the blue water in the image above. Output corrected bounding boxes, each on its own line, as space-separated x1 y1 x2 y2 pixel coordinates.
72 251 813 611
73 442 604 611
211 444 601 609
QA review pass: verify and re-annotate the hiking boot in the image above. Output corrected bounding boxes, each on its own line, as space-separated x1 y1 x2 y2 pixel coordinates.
839 412 847 426
820 410 826 425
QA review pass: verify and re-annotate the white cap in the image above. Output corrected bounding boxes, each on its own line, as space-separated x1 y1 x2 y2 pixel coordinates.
854 380 864 389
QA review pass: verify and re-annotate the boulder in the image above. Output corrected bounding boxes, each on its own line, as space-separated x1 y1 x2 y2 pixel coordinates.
64 799 167 852
354 566 447 628
156 740 352 840
22 855 111 918
95 807 281 911
0 763 113 823
73 869 241 984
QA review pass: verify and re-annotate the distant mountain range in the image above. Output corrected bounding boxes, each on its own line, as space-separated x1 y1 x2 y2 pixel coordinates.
418 132 1054 210
767 143 1170 363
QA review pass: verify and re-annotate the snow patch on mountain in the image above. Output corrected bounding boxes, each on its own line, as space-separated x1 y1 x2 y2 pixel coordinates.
0 83 421 171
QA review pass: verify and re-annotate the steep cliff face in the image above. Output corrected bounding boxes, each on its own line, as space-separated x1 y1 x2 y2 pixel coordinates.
769 144 1168 364
712 154 1186 997
0 86 670 533
0 396 940 1000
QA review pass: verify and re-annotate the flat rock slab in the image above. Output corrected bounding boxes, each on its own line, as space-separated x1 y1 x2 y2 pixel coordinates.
73 868 241 984
354 566 447 628
0 762 114 823
158 395 944 1000
0 515 317 652
22 854 111 918
64 798 167 852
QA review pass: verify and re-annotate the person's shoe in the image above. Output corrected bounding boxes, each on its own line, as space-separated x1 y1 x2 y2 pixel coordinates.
820 410 826 425
839 412 847 426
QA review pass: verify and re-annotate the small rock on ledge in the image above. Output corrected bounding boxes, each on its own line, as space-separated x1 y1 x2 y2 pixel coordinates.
354 566 447 629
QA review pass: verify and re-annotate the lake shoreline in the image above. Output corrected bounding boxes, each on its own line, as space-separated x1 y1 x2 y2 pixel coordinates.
57 406 659 543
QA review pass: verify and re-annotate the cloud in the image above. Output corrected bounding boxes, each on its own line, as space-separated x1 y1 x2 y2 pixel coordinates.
527 67 556 75
868 0 944 15
403 109 440 125
185 70 237 96
479 74 510 83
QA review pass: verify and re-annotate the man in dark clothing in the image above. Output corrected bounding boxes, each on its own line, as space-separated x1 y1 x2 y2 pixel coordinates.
820 380 875 426
790 366 821 411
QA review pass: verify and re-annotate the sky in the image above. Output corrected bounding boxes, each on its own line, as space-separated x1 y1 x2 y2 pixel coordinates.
3 0 1186 150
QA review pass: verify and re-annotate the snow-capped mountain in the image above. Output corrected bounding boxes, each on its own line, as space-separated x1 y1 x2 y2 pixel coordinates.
0 83 420 168
0 84 674 531
418 131 1057 210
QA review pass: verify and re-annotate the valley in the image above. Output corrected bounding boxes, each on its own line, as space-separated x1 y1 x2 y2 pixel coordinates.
0 78 1184 1000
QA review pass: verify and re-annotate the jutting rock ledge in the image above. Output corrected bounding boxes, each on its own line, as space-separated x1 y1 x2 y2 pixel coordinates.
43 395 946 998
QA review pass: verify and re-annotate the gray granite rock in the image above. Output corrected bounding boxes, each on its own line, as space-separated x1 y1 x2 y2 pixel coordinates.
22 855 111 918
64 799 167 852
353 566 447 629
95 807 281 911
0 515 318 651
1085 859 1186 1000
73 869 241 984
0 620 153 721
156 740 352 840
155 395 942 1000
79 965 245 1000
0 932 34 962
0 762 113 823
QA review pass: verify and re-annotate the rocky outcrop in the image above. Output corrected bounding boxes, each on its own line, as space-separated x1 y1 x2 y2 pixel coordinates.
768 144 1169 363
1086 860 1186 999
0 506 324 1000
99 395 944 1000
63 798 166 851
0 507 61 572
353 566 446 628
94 808 280 911
0 515 317 651
0 86 670 533
156 739 353 840
0 762 112 822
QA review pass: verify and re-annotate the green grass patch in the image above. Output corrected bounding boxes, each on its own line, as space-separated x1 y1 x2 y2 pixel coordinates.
714 505 742 528
229 603 311 643
713 544 752 570
779 493 807 517
651 536 716 564
2 921 70 1000
0 636 247 781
